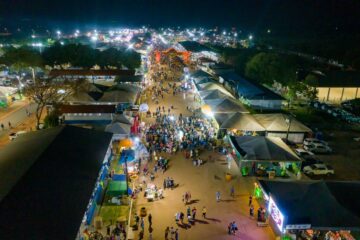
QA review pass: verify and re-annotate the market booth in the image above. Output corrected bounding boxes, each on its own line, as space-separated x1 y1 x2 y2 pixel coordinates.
255 180 360 240
228 135 302 177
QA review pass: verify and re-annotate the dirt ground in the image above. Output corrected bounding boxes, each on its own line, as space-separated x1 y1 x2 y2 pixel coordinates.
132 70 275 240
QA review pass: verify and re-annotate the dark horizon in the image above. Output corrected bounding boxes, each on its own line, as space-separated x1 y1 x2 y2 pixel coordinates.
1 0 360 36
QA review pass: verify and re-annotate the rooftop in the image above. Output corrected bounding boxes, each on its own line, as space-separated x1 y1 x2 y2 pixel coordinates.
49 69 135 77
229 135 300 162
259 180 360 230
309 70 360 88
0 126 112 239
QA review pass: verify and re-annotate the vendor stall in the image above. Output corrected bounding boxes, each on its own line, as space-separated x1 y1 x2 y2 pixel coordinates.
228 135 301 177
106 181 128 196
256 180 360 239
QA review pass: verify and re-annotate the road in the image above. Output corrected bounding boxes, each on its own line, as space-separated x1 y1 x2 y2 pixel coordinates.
0 102 37 137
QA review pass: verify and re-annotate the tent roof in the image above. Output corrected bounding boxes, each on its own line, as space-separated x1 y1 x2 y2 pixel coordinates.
99 90 138 103
64 91 96 102
112 114 132 125
49 69 135 77
196 82 233 96
193 77 214 85
253 113 312 133
0 126 112 239
218 113 265 131
58 104 116 114
229 135 300 162
105 122 131 134
205 98 249 113
258 180 360 230
191 70 212 79
202 89 234 100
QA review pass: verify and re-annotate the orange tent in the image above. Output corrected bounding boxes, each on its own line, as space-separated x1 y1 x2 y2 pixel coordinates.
119 138 133 148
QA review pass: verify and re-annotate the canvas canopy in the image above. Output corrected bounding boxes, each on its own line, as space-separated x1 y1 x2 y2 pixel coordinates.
193 77 215 85
112 114 132 125
229 135 300 162
106 181 127 196
205 98 249 113
201 89 234 100
259 180 360 230
105 122 131 134
254 113 312 133
217 112 265 131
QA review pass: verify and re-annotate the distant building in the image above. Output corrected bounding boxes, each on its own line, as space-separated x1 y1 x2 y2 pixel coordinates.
307 70 360 102
175 41 219 62
208 63 234 76
49 69 136 82
219 72 284 110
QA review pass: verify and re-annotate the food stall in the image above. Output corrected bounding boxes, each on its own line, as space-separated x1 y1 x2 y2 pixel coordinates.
256 180 360 240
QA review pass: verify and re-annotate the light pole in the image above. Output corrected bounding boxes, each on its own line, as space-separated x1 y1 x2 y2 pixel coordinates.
285 113 296 140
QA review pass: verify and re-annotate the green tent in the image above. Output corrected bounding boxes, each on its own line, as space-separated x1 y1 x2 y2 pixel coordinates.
106 181 127 196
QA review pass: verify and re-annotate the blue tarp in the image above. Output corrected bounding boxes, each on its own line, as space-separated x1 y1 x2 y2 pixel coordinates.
119 149 136 164
94 184 103 204
86 201 97 225
112 174 126 181
99 166 108 181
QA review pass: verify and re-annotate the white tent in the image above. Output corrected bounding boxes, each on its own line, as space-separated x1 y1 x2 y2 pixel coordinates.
205 98 249 113
218 112 265 131
105 122 131 134
229 136 300 162
201 89 234 100
253 113 312 143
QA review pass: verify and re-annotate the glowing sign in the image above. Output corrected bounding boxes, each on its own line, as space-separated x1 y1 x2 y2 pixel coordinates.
268 197 284 231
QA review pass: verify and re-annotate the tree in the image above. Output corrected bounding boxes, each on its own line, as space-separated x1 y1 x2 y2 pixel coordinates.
23 79 73 129
0 46 43 80
43 109 60 128
245 52 297 85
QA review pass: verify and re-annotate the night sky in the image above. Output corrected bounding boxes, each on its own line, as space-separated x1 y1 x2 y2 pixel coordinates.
1 0 360 33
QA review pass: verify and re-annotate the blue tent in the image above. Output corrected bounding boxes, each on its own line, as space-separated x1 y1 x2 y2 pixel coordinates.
119 149 135 164
112 174 126 181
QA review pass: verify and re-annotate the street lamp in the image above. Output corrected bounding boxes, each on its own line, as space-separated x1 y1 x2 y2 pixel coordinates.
249 35 253 40
285 114 296 140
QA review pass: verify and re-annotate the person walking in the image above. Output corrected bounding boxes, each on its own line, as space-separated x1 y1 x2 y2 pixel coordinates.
165 227 170 240
148 213 152 226
140 217 145 231
192 207 197 220
202 207 207 218
250 204 254 218
135 214 140 227
216 191 221 202
170 227 175 239
8 121 11 129
1 123 4 131
175 229 179 240
249 195 253 206
230 186 235 198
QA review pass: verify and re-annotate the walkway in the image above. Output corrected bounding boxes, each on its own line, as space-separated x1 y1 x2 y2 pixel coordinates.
133 70 275 239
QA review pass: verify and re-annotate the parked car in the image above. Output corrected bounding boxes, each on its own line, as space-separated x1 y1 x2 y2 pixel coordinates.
295 148 315 160
303 138 328 146
303 164 334 176
9 131 27 141
301 158 324 170
304 143 332 154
